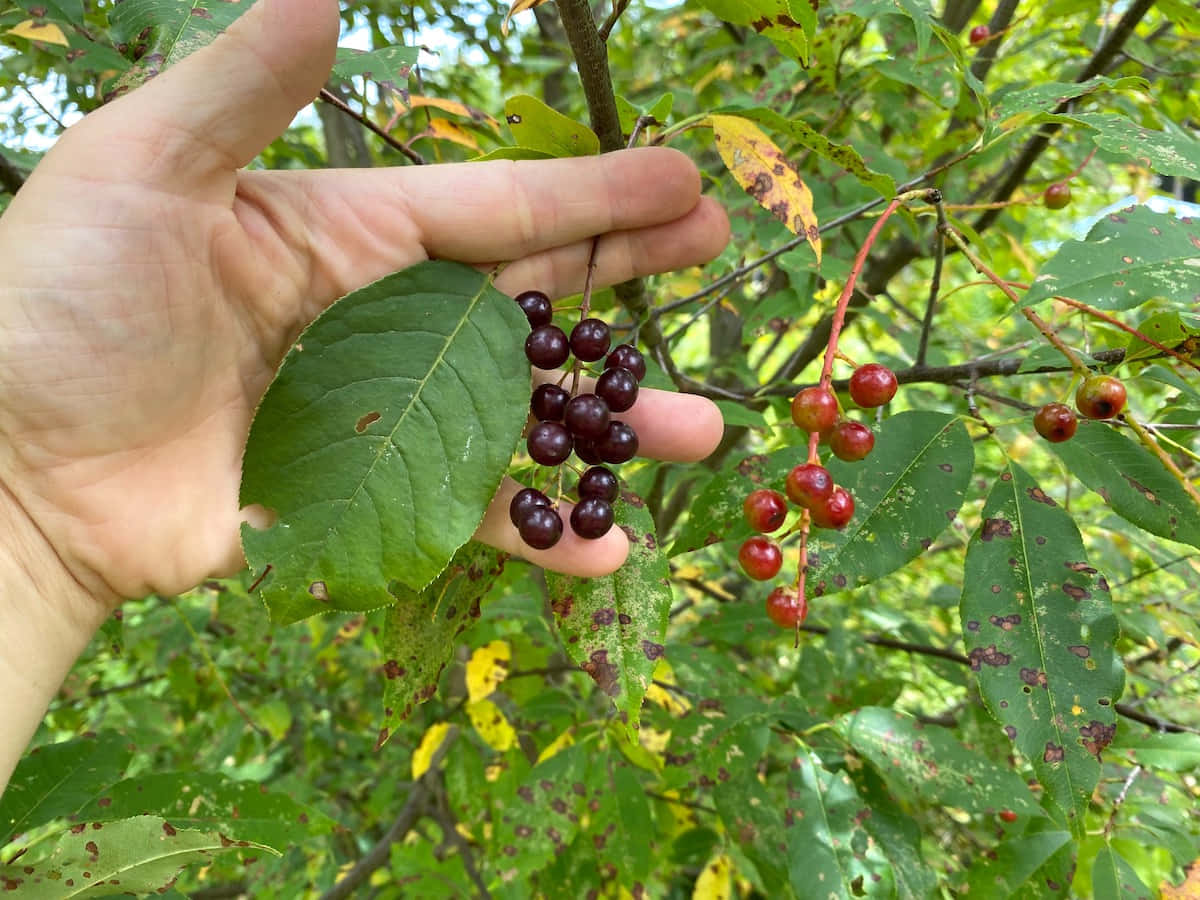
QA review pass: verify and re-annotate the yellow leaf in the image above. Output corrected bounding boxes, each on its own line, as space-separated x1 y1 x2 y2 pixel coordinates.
465 639 511 703
693 852 733 900
645 658 691 716
500 0 552 36
537 727 575 764
411 722 452 780
395 95 501 133
7 19 68 46
420 117 481 151
709 114 821 263
1163 859 1200 899
467 698 516 752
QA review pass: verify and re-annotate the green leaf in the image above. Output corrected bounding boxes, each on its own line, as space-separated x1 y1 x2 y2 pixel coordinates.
502 95 599 157
470 146 557 162
70 772 335 850
1062 112 1200 180
0 816 272 897
330 45 417 92
545 497 672 728
1111 730 1200 772
845 764 938 900
692 0 811 64
965 823 1074 899
733 108 896 196
1047 421 1200 550
1122 310 1200 363
713 773 795 896
378 541 505 746
107 0 250 92
960 461 1122 834
1022 206 1200 311
986 77 1144 137
668 445 807 557
240 261 529 624
1092 844 1153 899
784 749 896 898
2 733 133 845
1158 0 1200 31
842 0 936 56
834 707 1044 817
809 411 975 596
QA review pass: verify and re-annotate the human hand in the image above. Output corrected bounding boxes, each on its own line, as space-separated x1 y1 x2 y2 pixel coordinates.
0 0 728 615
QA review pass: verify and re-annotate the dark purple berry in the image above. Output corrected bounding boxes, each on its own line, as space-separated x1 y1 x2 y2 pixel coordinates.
513 290 553 328
563 393 611 439
596 421 638 464
518 505 562 549
570 497 614 539
577 466 619 502
509 488 551 527
595 367 638 413
574 438 603 465
605 344 646 382
569 318 612 362
530 384 569 421
525 325 569 370
527 421 573 465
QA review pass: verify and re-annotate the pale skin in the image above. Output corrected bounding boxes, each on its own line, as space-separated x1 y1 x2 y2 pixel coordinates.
0 0 729 793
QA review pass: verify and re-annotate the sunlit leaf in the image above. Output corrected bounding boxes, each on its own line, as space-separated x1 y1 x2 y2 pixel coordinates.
503 94 599 157
6 19 68 45
411 723 453 780
467 699 516 752
466 640 511 703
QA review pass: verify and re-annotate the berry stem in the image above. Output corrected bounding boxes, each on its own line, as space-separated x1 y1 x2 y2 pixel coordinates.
1052 295 1200 375
1121 415 1200 509
570 236 603 399
940 225 1091 377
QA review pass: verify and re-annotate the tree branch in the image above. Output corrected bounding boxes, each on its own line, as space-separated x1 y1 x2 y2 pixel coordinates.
317 88 425 166
0 152 25 195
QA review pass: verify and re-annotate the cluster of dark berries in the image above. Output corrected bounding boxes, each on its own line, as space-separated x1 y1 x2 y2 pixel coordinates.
737 362 899 628
507 289 648 551
1032 373 1126 443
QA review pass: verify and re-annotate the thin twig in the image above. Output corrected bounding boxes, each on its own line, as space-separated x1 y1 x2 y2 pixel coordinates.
597 0 631 41
916 197 949 367
173 605 268 738
317 88 425 165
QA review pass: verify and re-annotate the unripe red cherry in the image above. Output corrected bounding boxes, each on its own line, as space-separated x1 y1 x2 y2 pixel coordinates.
810 486 855 530
743 489 788 534
829 421 875 462
1033 403 1078 442
848 364 898 408
791 387 839 434
998 809 1018 823
1043 182 1072 210
969 24 990 46
785 464 833 509
1075 374 1126 419
738 536 783 581
766 586 808 628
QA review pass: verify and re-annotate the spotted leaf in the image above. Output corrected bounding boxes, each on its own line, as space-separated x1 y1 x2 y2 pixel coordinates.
545 496 671 729
1022 206 1200 311
960 461 1121 834
710 114 821 262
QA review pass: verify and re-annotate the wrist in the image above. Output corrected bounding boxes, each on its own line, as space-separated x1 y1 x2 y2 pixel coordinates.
0 479 109 795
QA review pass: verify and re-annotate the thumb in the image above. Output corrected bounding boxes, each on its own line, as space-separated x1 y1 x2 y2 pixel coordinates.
77 0 338 183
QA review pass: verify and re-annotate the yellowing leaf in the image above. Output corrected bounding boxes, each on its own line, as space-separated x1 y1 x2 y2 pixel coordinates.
645 659 691 716
409 117 479 151
7 19 68 46
1162 860 1200 899
411 722 452 779
466 639 511 702
537 727 576 764
394 95 501 133
693 852 733 900
709 114 821 263
467 699 516 752
501 0 551 36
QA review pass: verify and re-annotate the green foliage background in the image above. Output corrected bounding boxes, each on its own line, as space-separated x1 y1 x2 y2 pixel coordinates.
2 0 1199 896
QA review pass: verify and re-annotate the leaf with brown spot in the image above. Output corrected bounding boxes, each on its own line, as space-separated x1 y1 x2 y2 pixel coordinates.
710 115 821 262
961 460 1121 835
546 497 671 729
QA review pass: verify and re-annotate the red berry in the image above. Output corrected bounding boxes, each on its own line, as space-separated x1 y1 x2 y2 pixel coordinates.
785 464 833 509
791 387 839 434
829 421 875 462
1075 374 1126 419
848 364 898 408
810 486 854 530
766 586 808 628
1043 182 1072 210
969 24 990 46
743 489 788 534
1033 403 1078 442
998 809 1018 823
738 536 783 581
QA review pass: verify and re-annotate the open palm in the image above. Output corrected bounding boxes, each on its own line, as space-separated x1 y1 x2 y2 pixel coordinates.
0 0 727 608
